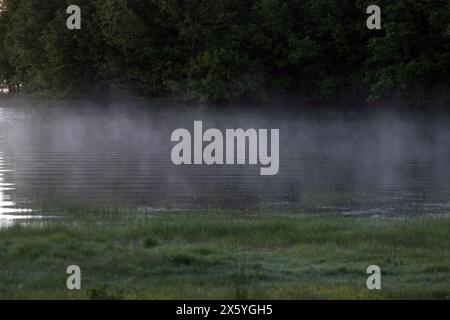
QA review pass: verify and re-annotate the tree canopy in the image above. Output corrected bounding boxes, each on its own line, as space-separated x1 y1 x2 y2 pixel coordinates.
0 0 449 106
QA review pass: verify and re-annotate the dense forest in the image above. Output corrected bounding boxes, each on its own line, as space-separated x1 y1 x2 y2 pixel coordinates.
0 0 449 105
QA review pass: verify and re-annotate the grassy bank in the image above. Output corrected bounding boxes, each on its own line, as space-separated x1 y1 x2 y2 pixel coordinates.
0 212 449 299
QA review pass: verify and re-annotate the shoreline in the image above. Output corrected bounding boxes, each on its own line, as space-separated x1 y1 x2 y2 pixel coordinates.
1 94 450 113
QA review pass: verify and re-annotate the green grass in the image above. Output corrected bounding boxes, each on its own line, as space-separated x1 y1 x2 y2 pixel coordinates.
0 211 448 299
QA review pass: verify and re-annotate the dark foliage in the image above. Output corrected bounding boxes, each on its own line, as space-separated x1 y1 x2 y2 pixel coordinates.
0 0 449 105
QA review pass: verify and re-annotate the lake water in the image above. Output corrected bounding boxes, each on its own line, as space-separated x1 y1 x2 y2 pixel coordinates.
1 98 450 225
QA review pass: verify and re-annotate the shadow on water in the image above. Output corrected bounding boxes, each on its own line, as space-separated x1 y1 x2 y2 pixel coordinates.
1 98 450 225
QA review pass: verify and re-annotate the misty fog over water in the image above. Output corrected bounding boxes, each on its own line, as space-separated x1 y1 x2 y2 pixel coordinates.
1 98 450 222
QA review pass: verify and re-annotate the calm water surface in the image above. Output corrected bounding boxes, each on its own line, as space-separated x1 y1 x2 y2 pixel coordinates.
1 98 450 225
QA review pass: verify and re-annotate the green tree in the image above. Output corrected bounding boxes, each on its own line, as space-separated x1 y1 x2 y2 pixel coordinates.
363 0 450 105
0 0 448 105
